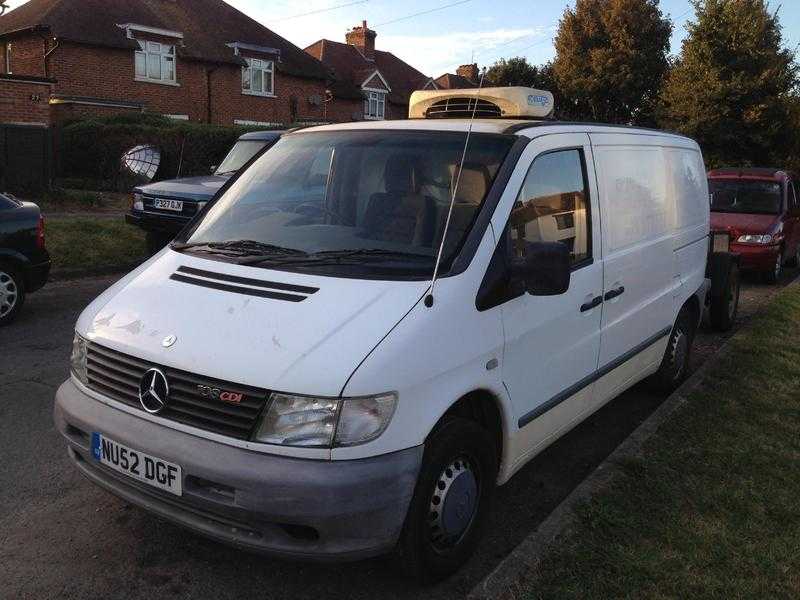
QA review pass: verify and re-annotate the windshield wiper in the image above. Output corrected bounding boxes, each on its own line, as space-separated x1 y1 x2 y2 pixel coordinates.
172 240 306 258
242 248 435 268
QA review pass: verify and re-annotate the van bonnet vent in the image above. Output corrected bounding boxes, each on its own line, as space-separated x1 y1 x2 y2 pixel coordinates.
170 265 319 302
425 98 503 119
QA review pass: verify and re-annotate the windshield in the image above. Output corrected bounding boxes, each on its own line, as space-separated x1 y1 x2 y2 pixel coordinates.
214 139 273 175
709 179 783 215
179 130 514 278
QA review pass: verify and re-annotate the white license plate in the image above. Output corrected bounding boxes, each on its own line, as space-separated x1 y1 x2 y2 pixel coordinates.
91 433 182 496
153 198 184 212
713 233 730 253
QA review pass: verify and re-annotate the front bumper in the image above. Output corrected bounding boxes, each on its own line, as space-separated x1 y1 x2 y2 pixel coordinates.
730 243 780 271
54 379 422 560
125 210 190 235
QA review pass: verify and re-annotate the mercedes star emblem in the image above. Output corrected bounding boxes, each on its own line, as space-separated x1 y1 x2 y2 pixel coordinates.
139 368 169 414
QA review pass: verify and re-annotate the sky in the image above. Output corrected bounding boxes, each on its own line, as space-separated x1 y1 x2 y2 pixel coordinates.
3 0 800 78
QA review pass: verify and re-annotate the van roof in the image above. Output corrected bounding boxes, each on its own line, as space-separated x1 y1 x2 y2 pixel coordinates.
294 118 695 142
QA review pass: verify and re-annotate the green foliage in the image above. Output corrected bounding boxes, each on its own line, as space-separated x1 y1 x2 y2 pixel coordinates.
58 113 274 189
485 59 577 120
553 0 672 124
660 0 798 169
47 218 147 274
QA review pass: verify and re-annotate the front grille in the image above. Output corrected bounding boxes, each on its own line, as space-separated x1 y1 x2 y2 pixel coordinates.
86 343 270 440
426 98 503 119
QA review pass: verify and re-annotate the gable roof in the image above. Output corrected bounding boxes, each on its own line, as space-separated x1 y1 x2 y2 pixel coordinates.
434 73 478 90
305 38 431 106
0 0 329 80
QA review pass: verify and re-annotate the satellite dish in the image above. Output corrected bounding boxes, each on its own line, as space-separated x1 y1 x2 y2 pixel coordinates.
121 144 161 182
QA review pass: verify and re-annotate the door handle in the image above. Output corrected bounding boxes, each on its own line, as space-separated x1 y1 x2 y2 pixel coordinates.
580 296 603 312
604 286 625 301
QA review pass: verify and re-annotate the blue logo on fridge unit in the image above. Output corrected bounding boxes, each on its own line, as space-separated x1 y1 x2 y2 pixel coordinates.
527 94 550 107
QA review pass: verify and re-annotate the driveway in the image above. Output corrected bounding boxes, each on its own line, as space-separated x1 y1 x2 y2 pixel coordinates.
1 267 796 599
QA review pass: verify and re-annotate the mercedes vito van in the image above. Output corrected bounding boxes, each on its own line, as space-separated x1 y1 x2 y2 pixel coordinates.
55 87 712 580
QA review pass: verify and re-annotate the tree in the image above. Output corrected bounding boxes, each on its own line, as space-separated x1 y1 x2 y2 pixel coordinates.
484 58 577 119
660 0 798 168
553 0 672 124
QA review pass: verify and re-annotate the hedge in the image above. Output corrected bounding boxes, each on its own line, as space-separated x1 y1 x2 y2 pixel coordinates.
57 113 279 190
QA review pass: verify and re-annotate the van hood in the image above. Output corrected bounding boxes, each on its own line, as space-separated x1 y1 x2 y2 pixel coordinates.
137 175 229 202
78 250 428 397
711 211 779 235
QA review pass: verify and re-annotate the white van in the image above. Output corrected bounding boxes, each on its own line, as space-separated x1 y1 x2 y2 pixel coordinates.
55 88 713 580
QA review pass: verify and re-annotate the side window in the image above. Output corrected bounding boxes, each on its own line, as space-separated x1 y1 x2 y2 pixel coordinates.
510 149 590 266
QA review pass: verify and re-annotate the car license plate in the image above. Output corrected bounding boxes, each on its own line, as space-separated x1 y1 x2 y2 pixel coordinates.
153 198 184 212
91 433 182 496
713 232 730 253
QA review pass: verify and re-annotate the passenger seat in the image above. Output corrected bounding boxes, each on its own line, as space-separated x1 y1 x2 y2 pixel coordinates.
433 163 491 255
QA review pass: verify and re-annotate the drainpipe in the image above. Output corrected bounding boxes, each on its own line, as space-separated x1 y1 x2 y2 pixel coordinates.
42 36 59 78
205 66 217 124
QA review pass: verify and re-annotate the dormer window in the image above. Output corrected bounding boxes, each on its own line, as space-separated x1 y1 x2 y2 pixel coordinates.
242 57 274 97
364 90 386 120
135 41 176 85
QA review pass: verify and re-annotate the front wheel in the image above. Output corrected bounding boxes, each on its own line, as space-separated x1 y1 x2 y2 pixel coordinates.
396 418 498 582
0 265 25 326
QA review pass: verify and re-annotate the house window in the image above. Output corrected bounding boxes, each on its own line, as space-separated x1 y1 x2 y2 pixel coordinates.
135 41 176 84
364 91 386 120
242 58 274 96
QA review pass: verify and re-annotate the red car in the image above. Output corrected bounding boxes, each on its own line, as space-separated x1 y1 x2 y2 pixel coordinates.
708 168 800 283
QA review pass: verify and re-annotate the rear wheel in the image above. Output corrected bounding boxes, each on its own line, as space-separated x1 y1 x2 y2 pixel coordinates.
710 258 740 332
396 418 497 582
763 250 783 284
0 265 25 326
651 309 694 394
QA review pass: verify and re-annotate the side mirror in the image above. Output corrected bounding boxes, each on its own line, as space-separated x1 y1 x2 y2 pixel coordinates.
511 241 571 296
210 165 218 174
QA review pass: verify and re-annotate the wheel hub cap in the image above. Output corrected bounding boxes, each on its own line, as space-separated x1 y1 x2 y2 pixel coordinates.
429 457 478 549
0 272 17 316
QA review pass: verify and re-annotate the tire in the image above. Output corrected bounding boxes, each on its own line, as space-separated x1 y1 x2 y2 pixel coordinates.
0 264 25 326
710 257 740 332
146 231 172 255
396 417 498 583
763 250 783 284
651 309 694 394
787 244 800 268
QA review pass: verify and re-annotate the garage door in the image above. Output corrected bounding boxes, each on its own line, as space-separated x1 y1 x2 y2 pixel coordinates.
0 124 51 194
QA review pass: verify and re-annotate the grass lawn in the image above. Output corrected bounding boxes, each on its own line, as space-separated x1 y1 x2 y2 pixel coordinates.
524 283 800 599
47 218 147 274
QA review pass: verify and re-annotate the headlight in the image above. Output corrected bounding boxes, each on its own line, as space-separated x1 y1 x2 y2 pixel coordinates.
70 333 88 385
254 392 397 448
737 234 773 244
132 192 144 212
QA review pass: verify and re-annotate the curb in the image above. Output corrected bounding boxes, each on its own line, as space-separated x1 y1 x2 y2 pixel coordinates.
468 276 800 600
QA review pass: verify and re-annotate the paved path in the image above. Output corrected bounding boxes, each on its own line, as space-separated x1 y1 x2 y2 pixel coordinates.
1 268 795 599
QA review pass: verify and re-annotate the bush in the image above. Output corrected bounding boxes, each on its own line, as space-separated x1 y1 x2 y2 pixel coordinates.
58 113 276 190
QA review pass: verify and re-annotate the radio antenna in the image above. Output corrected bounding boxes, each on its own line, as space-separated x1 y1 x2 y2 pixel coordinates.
425 68 487 308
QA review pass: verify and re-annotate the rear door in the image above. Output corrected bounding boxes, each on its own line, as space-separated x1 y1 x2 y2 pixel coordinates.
590 134 677 395
495 134 604 458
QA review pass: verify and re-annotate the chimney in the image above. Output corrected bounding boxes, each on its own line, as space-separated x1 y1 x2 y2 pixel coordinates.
457 63 479 83
346 20 377 61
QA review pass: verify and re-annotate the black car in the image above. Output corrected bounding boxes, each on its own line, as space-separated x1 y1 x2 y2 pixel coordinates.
0 193 50 325
126 130 284 253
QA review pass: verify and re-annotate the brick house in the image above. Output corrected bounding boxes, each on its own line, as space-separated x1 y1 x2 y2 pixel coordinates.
305 21 436 122
434 64 479 89
0 0 331 126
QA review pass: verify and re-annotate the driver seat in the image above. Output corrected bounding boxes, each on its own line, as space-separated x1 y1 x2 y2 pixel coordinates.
363 156 436 246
